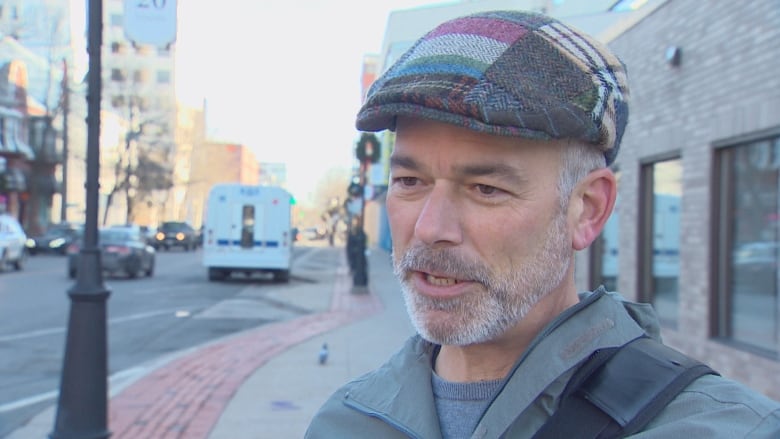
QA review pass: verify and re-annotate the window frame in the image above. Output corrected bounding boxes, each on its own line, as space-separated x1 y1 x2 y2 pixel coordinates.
712 126 780 358
638 152 682 328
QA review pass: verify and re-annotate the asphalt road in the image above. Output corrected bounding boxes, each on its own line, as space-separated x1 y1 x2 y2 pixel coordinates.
0 241 336 438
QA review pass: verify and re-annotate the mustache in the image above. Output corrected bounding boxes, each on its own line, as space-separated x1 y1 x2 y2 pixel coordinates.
394 245 493 284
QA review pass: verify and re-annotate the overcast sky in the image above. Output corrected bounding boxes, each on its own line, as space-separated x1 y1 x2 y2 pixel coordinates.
174 0 451 203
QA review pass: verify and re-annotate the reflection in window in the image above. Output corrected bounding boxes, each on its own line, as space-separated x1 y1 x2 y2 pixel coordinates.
716 137 780 355
592 171 621 291
640 158 681 327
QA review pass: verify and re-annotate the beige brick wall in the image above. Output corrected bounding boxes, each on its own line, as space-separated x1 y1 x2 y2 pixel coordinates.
602 0 780 399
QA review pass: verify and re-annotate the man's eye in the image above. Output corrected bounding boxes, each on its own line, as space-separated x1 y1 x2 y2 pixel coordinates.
476 184 498 195
397 177 418 186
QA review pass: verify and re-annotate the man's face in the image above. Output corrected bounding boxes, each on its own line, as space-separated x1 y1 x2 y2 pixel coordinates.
388 118 574 346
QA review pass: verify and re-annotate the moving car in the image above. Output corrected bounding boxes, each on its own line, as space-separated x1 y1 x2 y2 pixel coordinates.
154 221 198 251
26 222 83 255
0 214 27 271
67 226 155 279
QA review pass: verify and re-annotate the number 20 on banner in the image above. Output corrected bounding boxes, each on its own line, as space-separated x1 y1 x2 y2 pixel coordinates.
123 0 178 47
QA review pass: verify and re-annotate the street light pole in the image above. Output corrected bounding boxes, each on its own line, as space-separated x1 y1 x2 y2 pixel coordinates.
60 58 69 223
350 133 380 292
50 0 112 438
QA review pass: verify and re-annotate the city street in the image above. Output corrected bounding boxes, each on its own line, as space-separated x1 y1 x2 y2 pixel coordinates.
0 242 336 438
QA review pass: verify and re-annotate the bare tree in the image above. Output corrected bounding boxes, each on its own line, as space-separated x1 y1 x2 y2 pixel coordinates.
101 90 174 225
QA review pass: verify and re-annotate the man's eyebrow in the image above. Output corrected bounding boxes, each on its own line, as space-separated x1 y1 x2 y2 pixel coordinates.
389 154 419 170
454 162 527 185
390 155 528 184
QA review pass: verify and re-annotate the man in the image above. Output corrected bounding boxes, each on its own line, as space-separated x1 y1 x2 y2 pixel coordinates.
306 10 780 438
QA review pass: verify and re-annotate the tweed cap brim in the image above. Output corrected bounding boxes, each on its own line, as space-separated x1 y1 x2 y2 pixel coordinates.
356 10 629 165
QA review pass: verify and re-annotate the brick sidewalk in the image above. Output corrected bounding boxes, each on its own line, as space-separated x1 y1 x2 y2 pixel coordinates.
107 264 382 439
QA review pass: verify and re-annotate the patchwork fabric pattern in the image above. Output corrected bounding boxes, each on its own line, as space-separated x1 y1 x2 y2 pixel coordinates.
356 10 630 165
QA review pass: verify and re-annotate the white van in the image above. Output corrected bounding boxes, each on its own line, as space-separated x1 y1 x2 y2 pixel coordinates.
202 184 293 282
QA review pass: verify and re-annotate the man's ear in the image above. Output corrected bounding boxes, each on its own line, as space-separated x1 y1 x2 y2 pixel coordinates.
569 168 617 251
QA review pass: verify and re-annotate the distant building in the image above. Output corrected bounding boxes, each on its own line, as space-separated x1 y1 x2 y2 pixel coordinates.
189 141 259 227
0 36 66 235
101 0 178 225
258 162 287 188
596 0 780 400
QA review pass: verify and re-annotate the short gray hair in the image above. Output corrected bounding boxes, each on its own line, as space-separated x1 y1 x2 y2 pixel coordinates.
557 143 608 210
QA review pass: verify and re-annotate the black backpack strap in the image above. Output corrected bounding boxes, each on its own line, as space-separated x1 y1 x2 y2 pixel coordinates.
532 336 719 439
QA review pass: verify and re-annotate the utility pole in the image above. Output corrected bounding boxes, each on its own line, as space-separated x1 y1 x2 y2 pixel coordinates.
50 0 112 437
60 58 69 222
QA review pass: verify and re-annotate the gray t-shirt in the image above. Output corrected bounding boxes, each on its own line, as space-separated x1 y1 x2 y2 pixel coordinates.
432 372 503 439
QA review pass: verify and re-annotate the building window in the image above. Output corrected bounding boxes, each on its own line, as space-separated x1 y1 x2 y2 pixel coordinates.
111 42 124 54
639 157 682 327
715 134 780 356
110 13 123 27
111 68 126 82
135 43 153 56
133 69 148 84
111 95 125 108
591 170 621 292
157 70 171 84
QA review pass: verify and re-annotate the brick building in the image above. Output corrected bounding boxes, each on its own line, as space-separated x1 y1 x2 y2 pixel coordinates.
580 0 780 399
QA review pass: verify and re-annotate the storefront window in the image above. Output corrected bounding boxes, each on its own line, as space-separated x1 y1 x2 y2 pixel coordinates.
640 158 682 327
716 136 780 354
592 172 620 292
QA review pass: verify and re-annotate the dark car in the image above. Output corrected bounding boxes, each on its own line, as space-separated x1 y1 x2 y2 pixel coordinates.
153 221 198 251
26 222 83 255
67 226 155 279
732 241 780 291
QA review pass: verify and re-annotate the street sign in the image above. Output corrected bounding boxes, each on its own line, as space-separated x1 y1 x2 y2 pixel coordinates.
124 0 177 46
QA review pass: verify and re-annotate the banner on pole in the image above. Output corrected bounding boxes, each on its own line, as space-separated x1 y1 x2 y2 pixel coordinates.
124 0 177 46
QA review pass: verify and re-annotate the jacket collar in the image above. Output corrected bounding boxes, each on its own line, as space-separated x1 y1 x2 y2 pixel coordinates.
343 288 655 438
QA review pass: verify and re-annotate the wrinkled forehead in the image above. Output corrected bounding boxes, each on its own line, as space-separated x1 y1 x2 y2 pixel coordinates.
392 117 567 178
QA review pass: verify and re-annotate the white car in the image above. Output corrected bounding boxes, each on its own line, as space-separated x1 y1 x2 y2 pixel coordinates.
0 214 27 271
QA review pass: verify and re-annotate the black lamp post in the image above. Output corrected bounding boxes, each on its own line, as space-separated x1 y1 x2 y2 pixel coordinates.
349 133 381 292
50 0 112 437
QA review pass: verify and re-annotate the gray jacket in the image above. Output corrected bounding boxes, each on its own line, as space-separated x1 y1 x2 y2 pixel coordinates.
305 289 780 438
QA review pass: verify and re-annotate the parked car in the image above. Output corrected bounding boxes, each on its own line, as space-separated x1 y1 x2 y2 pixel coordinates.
67 226 155 279
0 214 27 271
26 222 83 255
153 221 198 251
302 226 327 241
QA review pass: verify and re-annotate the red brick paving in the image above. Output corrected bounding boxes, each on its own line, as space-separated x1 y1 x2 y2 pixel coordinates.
108 265 382 439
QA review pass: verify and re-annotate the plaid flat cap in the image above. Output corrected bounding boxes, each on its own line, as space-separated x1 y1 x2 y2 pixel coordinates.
356 10 630 165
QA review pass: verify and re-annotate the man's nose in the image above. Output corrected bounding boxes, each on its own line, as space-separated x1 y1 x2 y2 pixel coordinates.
414 186 463 246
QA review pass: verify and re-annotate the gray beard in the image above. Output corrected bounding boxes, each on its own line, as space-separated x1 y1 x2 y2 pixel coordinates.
392 212 571 346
